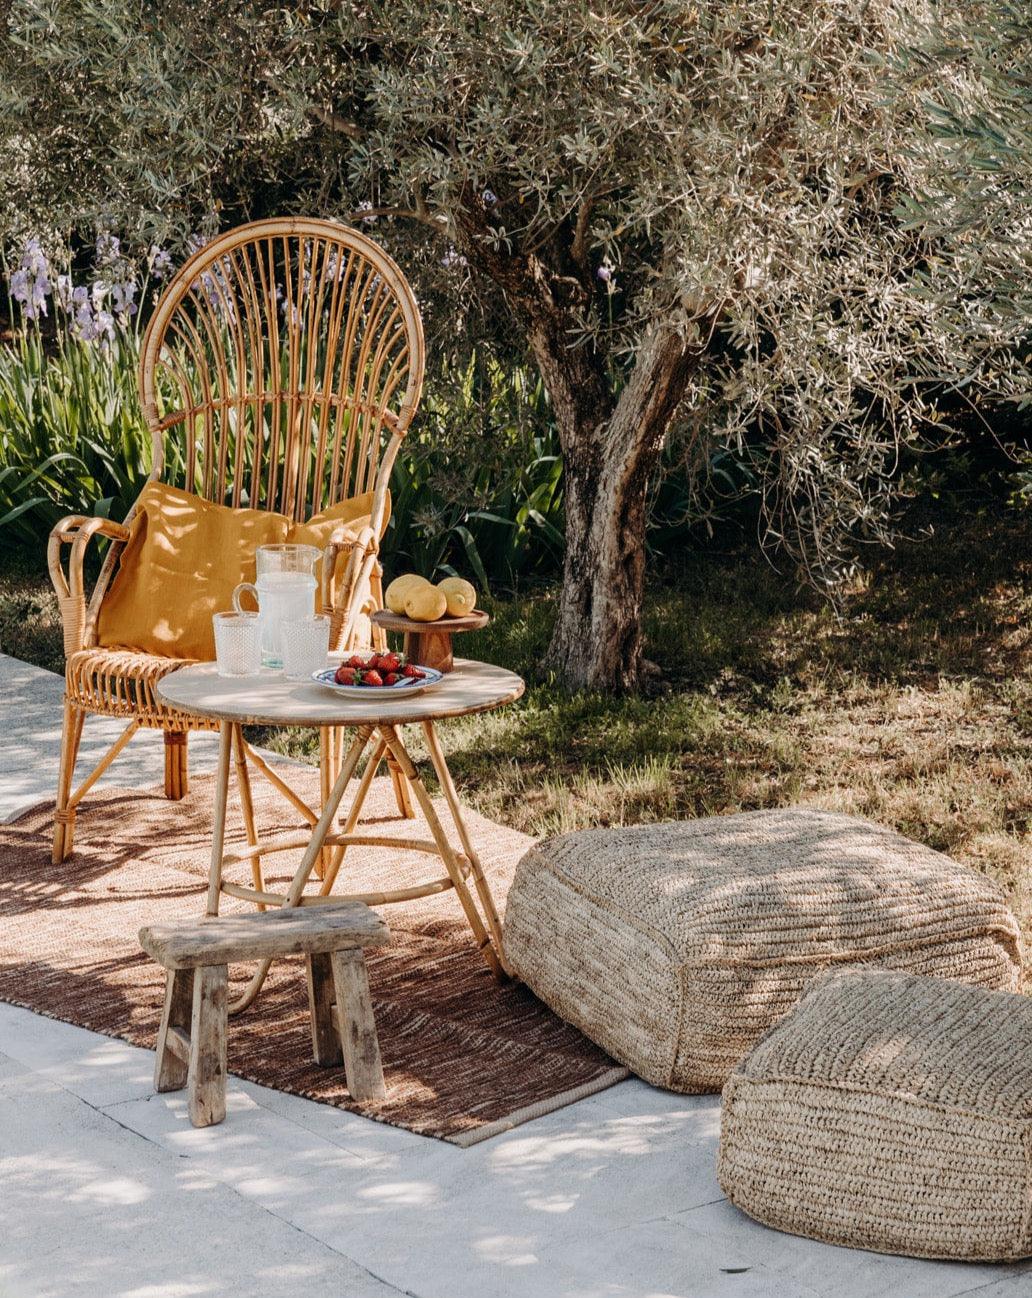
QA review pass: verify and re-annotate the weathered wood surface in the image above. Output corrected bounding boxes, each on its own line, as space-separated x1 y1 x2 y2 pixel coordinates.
154 968 192 1092
331 950 386 1101
155 658 524 727
306 952 344 1067
188 965 228 1127
139 902 389 970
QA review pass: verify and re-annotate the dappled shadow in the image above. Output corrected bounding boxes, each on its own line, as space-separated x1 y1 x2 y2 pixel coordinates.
0 772 618 1144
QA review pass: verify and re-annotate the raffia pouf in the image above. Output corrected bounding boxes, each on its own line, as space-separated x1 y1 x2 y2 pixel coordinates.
501 809 1023 1092
719 967 1032 1260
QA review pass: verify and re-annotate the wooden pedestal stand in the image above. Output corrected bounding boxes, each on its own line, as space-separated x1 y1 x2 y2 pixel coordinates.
370 609 490 673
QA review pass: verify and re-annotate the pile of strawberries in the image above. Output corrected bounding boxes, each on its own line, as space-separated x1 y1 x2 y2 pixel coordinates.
333 651 426 688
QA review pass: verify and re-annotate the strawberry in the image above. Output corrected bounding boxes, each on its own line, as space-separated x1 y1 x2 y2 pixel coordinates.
401 663 425 679
379 652 401 672
335 665 357 685
363 669 384 687
345 655 366 669
384 672 399 686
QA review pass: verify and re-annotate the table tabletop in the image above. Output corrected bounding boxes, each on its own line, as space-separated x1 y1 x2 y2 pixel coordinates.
155 657 525 728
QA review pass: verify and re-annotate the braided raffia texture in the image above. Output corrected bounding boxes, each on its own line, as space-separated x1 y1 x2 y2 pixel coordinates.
719 967 1032 1260
66 648 219 730
502 809 1023 1092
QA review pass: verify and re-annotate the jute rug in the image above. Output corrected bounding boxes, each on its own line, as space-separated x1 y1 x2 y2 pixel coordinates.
0 771 626 1145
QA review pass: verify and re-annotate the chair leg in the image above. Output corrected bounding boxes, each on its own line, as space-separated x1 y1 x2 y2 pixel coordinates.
52 700 85 864
164 730 189 800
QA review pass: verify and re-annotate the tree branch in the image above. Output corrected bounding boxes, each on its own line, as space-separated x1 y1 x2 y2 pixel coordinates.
308 104 365 141
345 204 445 232
571 195 593 277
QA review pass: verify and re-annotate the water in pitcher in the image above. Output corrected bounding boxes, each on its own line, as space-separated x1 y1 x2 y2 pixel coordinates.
233 543 321 668
254 570 318 667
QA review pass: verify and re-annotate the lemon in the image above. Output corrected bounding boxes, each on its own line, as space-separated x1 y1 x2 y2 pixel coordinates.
405 584 449 622
385 573 431 615
437 577 477 617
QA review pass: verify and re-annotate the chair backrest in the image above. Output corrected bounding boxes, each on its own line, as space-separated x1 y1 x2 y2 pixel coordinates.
138 218 425 523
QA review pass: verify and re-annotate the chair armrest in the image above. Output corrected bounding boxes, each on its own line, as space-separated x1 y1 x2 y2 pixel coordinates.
320 525 380 650
47 515 132 656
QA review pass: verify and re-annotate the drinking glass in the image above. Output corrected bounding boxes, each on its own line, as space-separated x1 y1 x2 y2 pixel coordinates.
212 611 262 677
281 613 332 681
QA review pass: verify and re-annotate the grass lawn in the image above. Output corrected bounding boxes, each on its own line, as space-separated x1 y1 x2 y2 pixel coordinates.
3 511 1030 947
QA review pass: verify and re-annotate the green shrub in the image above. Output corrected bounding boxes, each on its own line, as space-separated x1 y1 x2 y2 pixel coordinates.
0 325 153 540
0 235 565 589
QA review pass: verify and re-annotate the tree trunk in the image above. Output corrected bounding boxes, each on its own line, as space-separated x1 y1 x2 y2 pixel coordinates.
454 220 699 691
543 324 700 691
547 448 650 690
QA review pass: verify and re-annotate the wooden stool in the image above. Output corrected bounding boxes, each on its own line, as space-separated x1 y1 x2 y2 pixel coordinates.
139 903 390 1127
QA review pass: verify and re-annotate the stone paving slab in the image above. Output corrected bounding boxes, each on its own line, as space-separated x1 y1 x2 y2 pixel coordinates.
1 652 1029 1297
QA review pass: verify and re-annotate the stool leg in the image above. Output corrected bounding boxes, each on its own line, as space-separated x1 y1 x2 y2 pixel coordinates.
188 964 228 1127
154 969 192 1093
306 953 343 1066
331 950 385 1101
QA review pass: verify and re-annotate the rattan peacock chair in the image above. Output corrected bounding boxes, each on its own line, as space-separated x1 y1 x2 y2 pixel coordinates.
48 217 425 864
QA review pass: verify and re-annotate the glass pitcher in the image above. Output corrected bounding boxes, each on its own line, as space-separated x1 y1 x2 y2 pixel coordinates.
232 543 321 668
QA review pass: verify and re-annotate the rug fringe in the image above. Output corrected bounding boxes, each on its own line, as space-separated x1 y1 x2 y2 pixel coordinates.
446 1066 631 1147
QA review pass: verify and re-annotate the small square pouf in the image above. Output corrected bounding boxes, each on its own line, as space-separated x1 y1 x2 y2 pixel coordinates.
502 810 1022 1092
719 967 1032 1261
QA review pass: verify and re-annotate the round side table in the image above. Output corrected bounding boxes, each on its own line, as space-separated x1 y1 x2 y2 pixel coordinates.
157 659 524 1012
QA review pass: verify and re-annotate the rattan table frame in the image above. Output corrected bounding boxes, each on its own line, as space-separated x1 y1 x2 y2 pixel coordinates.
156 660 524 1013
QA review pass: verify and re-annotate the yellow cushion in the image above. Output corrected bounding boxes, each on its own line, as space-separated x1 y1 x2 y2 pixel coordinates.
96 482 386 661
288 490 390 553
290 492 392 589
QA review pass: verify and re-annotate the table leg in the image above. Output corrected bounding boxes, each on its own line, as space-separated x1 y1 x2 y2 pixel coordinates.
228 724 374 1016
284 726 373 906
316 727 336 879
378 724 505 981
319 736 388 896
386 751 416 819
205 723 234 916
232 726 265 910
422 720 506 963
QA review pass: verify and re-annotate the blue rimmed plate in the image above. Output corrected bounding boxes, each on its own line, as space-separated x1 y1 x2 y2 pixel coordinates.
311 665 444 697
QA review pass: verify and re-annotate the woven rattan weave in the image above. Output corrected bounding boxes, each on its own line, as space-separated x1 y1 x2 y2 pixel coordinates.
502 809 1023 1092
719 966 1032 1260
48 218 425 863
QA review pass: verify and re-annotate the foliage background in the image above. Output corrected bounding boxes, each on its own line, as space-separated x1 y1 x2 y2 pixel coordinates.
0 0 1031 603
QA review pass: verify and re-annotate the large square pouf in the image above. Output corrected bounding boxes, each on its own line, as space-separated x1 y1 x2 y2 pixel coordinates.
719 967 1032 1261
502 810 1022 1092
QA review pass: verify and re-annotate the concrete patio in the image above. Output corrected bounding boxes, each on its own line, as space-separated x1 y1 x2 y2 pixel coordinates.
0 652 1028 1298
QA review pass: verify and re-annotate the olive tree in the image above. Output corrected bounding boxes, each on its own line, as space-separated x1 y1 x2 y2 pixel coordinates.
1 0 1028 689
